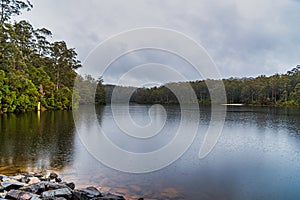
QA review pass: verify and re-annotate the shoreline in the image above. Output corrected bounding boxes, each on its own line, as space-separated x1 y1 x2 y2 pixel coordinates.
1 103 299 115
0 171 144 200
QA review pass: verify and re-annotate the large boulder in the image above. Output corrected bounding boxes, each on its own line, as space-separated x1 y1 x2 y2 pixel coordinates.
64 182 75 190
6 189 39 200
20 181 69 194
73 186 102 200
1 181 25 190
28 177 41 185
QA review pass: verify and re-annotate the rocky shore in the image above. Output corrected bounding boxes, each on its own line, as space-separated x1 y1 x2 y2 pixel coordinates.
0 172 143 200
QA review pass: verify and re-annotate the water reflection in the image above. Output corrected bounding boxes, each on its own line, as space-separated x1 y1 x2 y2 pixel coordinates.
1 106 300 200
0 111 75 174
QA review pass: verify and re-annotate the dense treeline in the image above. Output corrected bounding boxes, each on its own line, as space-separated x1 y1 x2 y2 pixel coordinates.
0 0 105 113
221 66 300 106
105 66 300 106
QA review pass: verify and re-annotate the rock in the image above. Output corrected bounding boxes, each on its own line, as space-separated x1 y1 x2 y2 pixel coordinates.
34 173 44 178
41 188 72 199
55 177 62 183
0 175 7 181
64 182 75 190
73 187 102 200
11 174 25 181
20 181 68 194
39 177 50 182
2 177 12 182
0 193 6 198
44 182 69 190
30 196 43 200
26 172 35 177
19 182 45 194
1 181 25 190
28 177 41 184
21 178 30 183
0 172 133 200
95 194 126 200
50 178 56 183
49 172 58 180
6 189 39 200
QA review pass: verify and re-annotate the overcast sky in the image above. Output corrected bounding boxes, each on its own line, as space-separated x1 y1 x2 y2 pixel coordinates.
17 0 300 86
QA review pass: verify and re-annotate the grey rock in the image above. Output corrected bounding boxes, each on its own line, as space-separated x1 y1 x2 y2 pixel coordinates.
55 177 62 183
0 175 7 181
73 187 102 200
6 189 40 200
20 181 69 194
95 194 126 200
33 173 44 178
41 188 72 199
11 175 25 181
1 181 24 190
19 182 46 194
31 196 43 200
44 182 69 190
64 182 75 190
28 177 41 184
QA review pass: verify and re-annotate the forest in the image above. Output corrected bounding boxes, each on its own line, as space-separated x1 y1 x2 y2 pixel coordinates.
105 66 300 106
0 0 105 113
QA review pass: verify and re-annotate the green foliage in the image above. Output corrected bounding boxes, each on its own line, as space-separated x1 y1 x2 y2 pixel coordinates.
0 0 32 24
76 75 106 105
95 77 106 105
105 66 300 107
0 0 106 114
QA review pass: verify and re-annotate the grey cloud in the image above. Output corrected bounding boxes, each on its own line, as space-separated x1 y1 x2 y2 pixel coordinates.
17 0 300 85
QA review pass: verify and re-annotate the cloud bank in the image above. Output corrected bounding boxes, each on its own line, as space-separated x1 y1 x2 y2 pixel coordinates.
18 0 300 86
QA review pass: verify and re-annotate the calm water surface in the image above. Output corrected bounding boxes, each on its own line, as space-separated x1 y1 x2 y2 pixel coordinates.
1 105 300 200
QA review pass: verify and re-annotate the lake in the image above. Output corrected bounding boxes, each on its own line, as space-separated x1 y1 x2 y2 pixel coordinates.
1 105 300 200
